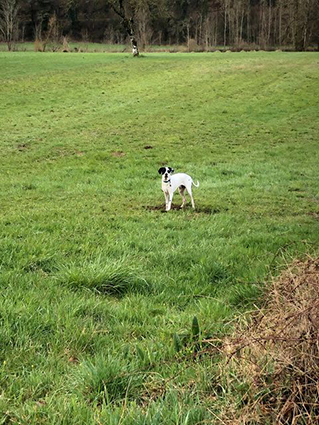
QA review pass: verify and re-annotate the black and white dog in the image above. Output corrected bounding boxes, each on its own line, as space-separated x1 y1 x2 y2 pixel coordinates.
158 167 199 211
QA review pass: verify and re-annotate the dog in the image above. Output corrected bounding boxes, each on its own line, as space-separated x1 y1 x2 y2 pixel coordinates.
158 167 199 211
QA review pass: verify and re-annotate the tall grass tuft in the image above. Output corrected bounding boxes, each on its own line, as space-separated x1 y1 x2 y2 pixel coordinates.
34 39 44 52
57 258 150 296
73 355 145 405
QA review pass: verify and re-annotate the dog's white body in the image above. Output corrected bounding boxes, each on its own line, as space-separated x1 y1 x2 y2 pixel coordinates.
158 167 199 211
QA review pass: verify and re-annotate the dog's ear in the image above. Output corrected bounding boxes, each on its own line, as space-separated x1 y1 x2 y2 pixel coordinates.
168 167 174 173
158 167 166 175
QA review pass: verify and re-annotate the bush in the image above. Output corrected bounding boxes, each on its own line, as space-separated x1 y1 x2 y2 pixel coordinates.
34 39 44 52
218 258 319 424
188 39 199 52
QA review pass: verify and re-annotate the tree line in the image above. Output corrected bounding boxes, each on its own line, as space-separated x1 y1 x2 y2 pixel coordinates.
1 0 318 51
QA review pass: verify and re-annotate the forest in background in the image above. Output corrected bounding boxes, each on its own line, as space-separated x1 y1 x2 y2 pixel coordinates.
1 0 319 51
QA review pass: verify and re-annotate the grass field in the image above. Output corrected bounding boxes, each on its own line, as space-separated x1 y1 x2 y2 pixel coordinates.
1 51 319 423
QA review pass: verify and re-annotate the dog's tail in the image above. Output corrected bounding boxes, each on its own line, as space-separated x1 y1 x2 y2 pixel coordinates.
192 180 200 188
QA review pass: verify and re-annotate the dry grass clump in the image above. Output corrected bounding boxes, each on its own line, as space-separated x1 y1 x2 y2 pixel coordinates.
34 39 44 52
220 257 319 424
188 39 200 52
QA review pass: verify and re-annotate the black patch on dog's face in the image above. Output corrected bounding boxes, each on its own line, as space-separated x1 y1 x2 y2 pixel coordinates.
159 166 174 177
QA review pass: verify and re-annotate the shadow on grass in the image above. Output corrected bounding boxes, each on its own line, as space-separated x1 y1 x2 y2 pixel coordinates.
143 204 229 214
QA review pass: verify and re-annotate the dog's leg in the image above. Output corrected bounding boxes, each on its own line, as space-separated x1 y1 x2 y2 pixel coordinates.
164 192 169 210
186 184 195 209
178 185 186 208
167 191 173 211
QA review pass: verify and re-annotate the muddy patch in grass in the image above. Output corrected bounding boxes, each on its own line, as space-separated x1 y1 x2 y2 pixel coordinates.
111 151 126 157
143 205 228 214
196 206 229 214
144 203 181 212
308 212 319 221
17 143 29 151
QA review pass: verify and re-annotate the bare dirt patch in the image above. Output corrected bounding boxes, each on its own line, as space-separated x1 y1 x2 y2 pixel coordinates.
143 204 227 214
17 143 29 151
144 204 181 212
112 151 126 157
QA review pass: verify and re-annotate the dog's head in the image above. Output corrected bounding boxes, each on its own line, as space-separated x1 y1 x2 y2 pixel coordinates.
158 166 174 181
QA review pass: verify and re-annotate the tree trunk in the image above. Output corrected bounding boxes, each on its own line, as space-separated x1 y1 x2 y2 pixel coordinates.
111 0 139 56
293 0 305 50
268 0 272 46
223 3 227 47
215 10 218 46
279 1 282 47
240 10 244 45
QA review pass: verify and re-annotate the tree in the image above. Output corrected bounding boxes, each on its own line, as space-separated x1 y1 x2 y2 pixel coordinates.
0 0 20 50
110 0 139 55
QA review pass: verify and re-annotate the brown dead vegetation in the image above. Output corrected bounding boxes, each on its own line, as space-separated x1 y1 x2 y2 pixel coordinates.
111 151 126 157
218 257 319 424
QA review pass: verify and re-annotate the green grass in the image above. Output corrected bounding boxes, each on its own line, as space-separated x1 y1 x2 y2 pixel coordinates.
0 51 318 423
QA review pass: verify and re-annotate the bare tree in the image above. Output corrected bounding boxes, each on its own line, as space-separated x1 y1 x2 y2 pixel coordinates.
110 0 139 56
0 0 19 51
